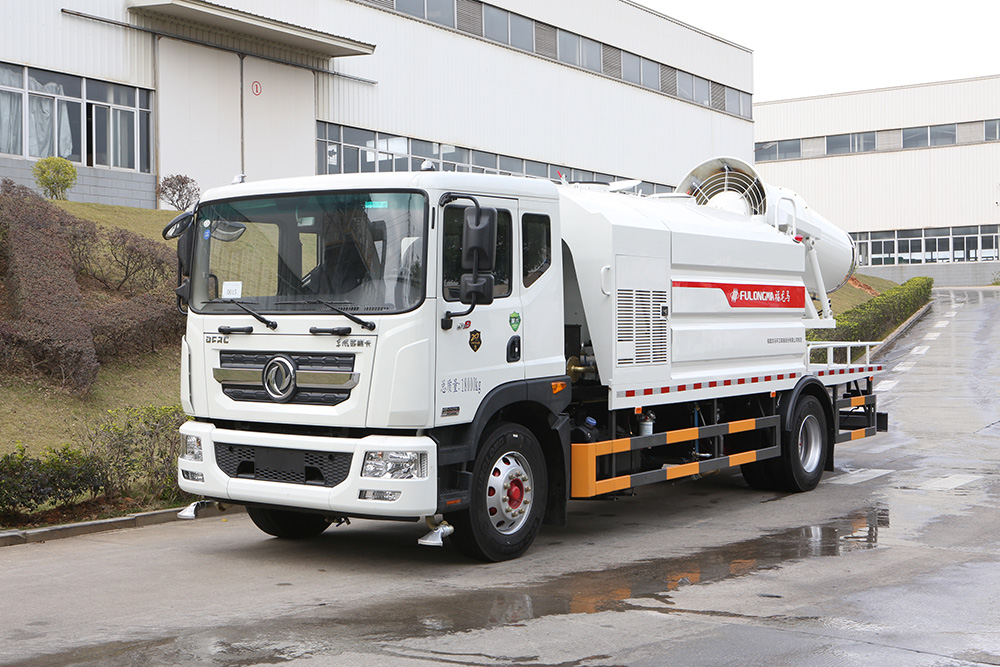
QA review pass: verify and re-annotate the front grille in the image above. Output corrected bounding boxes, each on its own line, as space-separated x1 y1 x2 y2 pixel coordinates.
217 350 356 406
215 443 352 488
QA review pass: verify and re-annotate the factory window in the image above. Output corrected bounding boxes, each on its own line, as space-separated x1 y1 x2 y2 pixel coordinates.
557 30 580 66
928 124 956 146
677 71 693 101
987 119 1000 141
0 62 150 172
641 58 659 90
725 87 740 114
776 139 801 160
509 13 534 51
901 126 929 149
397 0 455 27
621 51 641 85
483 5 508 43
693 76 710 106
581 37 602 73
826 131 875 155
754 142 778 162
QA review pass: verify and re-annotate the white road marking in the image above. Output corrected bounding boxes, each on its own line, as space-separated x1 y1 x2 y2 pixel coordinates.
911 346 930 355
875 380 898 391
945 311 957 317
924 332 941 340
894 362 915 372
828 469 894 485
920 474 981 491
935 321 950 328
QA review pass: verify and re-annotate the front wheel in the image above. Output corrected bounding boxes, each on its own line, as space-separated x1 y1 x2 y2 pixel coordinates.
247 507 333 539
451 422 547 562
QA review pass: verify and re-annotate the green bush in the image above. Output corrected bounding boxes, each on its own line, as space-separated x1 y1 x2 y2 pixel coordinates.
810 276 934 351
31 157 77 200
84 406 190 503
0 444 103 517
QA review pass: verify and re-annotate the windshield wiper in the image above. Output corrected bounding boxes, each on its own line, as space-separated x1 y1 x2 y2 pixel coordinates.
209 299 278 330
277 299 376 331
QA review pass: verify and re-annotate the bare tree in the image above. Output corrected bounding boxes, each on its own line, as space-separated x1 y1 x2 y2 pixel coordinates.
157 174 200 210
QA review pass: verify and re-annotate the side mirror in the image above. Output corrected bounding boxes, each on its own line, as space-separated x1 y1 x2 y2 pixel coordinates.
162 211 194 240
461 206 497 272
459 273 494 306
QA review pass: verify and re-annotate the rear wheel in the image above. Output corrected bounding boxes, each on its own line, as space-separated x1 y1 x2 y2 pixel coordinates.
451 422 547 562
775 395 829 492
247 507 333 539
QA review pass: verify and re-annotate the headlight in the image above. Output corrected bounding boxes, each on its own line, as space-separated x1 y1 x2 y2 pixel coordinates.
181 435 203 462
362 451 427 479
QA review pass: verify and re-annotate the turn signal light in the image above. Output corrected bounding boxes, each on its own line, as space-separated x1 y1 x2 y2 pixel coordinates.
551 381 567 394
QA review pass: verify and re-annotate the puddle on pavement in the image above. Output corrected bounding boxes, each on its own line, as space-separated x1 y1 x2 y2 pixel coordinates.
13 506 890 666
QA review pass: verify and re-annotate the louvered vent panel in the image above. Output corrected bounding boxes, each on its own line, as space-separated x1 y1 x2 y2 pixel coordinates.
602 44 622 79
456 0 483 35
710 82 726 110
617 289 669 366
660 65 677 95
534 22 557 58
366 0 393 8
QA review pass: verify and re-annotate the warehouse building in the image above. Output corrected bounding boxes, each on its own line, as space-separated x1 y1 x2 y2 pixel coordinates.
754 75 1000 287
0 0 754 209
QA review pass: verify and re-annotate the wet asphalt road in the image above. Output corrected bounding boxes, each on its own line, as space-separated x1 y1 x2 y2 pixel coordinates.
2 288 1000 666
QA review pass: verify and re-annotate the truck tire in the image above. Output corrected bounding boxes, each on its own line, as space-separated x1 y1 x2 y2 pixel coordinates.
740 458 777 490
247 507 333 539
451 422 547 562
775 394 829 492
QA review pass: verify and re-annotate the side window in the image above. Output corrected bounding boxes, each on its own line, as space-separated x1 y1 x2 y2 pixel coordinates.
522 213 551 288
442 206 511 301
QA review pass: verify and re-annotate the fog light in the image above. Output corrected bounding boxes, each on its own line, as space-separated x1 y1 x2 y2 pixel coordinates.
181 435 203 462
182 469 204 482
362 451 427 479
359 490 401 502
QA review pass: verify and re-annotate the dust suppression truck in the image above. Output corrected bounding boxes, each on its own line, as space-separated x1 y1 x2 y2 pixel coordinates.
165 156 886 561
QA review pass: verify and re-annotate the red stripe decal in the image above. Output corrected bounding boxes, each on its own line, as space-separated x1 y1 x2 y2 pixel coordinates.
644 388 653 395
738 378 746 385
626 390 635 397
673 280 806 309
724 379 732 386
709 381 718 388
678 384 686 391
693 383 702 390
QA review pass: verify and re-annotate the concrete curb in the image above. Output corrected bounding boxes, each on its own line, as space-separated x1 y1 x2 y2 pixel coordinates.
0 503 244 548
870 300 934 361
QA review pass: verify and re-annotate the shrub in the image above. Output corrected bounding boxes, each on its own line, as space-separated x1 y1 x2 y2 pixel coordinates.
0 179 99 390
0 444 103 518
31 157 77 200
809 276 934 359
84 406 190 503
90 292 184 361
81 226 173 295
158 174 200 211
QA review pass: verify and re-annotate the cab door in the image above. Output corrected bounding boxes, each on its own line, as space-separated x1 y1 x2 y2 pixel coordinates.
435 196 523 425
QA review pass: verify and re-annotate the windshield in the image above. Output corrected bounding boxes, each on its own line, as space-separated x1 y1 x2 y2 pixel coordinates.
189 191 427 315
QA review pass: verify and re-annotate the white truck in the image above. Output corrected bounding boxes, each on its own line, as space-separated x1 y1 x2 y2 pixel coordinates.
165 156 886 561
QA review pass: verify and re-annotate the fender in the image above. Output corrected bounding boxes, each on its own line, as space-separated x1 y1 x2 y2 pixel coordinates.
778 375 837 471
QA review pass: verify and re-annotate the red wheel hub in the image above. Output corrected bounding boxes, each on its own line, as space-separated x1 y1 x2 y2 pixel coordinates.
507 478 524 509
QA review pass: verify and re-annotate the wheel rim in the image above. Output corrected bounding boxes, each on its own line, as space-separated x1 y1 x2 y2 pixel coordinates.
485 450 535 535
798 414 823 473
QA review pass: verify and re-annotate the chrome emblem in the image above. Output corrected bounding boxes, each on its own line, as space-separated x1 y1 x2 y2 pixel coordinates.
262 355 297 403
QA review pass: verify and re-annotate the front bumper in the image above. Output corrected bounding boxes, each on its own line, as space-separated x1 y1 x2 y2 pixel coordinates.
177 421 438 518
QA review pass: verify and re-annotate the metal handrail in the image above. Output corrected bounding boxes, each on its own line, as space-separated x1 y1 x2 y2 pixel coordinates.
806 340 881 368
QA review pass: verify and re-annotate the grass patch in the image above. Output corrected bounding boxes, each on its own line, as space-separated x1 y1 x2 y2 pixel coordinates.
828 273 897 316
54 201 178 245
0 347 180 456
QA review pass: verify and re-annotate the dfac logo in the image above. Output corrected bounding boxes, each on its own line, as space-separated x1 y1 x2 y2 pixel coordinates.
262 355 297 403
469 330 482 352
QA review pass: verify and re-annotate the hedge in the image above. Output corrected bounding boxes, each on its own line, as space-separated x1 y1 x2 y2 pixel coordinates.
0 178 183 391
809 276 934 345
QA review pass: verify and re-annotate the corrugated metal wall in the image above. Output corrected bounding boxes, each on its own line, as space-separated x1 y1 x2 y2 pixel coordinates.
756 143 1000 233
0 0 154 88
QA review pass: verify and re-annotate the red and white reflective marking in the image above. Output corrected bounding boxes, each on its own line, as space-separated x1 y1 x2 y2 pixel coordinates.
673 281 806 309
615 365 883 400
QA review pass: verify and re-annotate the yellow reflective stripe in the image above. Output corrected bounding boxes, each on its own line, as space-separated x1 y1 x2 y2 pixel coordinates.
727 418 757 434
728 451 758 466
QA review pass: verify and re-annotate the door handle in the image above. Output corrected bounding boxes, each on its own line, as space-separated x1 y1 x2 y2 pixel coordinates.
507 335 521 363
